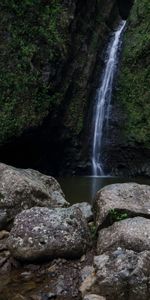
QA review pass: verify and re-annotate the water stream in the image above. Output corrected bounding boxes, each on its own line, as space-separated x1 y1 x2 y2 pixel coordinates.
92 20 126 176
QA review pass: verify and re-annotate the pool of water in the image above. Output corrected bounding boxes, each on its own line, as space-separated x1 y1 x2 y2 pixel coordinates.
57 176 150 204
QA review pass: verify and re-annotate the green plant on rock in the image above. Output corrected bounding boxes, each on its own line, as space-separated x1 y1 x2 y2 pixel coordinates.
89 223 97 239
109 209 128 222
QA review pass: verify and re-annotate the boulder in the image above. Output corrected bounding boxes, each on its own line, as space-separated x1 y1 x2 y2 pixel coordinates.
71 202 93 222
81 266 95 282
0 163 69 228
97 217 150 254
94 183 150 228
83 295 106 300
7 206 91 261
81 249 150 300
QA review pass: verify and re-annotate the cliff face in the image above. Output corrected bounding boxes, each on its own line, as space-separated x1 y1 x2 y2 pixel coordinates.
118 0 150 148
117 0 134 19
0 0 73 144
0 0 124 174
105 0 150 176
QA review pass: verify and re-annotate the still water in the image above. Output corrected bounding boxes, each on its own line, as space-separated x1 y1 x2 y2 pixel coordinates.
57 176 150 204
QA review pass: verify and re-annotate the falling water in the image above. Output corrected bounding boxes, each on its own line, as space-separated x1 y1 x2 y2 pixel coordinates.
92 20 126 176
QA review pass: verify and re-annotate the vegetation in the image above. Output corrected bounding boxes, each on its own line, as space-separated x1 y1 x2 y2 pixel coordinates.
2 0 149 157
117 0 150 148
0 0 118 148
0 0 67 144
109 209 128 222
89 223 97 239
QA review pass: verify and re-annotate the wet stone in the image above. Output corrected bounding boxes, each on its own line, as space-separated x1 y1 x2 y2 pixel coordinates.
0 163 69 229
94 183 150 228
97 217 150 254
8 206 91 261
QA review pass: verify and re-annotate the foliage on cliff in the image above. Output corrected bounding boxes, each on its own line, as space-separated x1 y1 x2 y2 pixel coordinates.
0 0 120 147
0 0 68 144
117 0 150 148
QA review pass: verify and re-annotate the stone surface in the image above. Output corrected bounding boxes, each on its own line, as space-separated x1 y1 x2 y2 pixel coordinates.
0 209 7 230
0 230 9 240
81 266 95 282
1 249 95 299
81 249 150 300
80 272 96 297
0 163 69 229
7 206 91 261
94 183 150 228
83 295 106 300
0 230 12 273
97 217 150 254
72 202 93 222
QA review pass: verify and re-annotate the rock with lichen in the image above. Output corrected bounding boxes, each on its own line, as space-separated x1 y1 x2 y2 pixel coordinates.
0 163 69 229
7 206 91 261
94 183 150 229
97 217 150 254
80 249 150 300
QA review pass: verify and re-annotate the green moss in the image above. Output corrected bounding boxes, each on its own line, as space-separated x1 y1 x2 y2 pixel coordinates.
117 0 150 148
0 0 119 147
88 222 97 240
64 94 86 136
0 192 4 198
109 209 128 222
0 0 67 143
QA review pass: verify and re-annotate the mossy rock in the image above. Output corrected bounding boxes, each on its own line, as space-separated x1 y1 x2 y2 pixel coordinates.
117 0 150 148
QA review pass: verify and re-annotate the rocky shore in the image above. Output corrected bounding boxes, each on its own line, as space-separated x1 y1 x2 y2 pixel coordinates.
0 163 150 300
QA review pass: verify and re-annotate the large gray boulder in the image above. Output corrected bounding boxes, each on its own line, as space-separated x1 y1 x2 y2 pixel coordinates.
94 183 150 228
7 206 91 261
0 163 69 229
97 217 150 254
81 249 150 300
71 202 93 222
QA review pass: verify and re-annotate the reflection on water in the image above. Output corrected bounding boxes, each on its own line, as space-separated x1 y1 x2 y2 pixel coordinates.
57 176 150 204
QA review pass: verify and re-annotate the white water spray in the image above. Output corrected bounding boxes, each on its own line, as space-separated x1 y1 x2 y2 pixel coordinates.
92 20 126 176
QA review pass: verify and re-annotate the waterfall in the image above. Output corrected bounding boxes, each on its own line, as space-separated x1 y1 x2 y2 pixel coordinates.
92 20 126 176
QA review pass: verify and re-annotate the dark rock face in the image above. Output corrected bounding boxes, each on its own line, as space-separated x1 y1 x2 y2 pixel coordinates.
100 99 150 177
117 0 134 19
0 0 124 176
0 210 7 230
97 217 150 254
0 163 69 229
102 144 150 177
81 249 150 300
7 206 91 261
